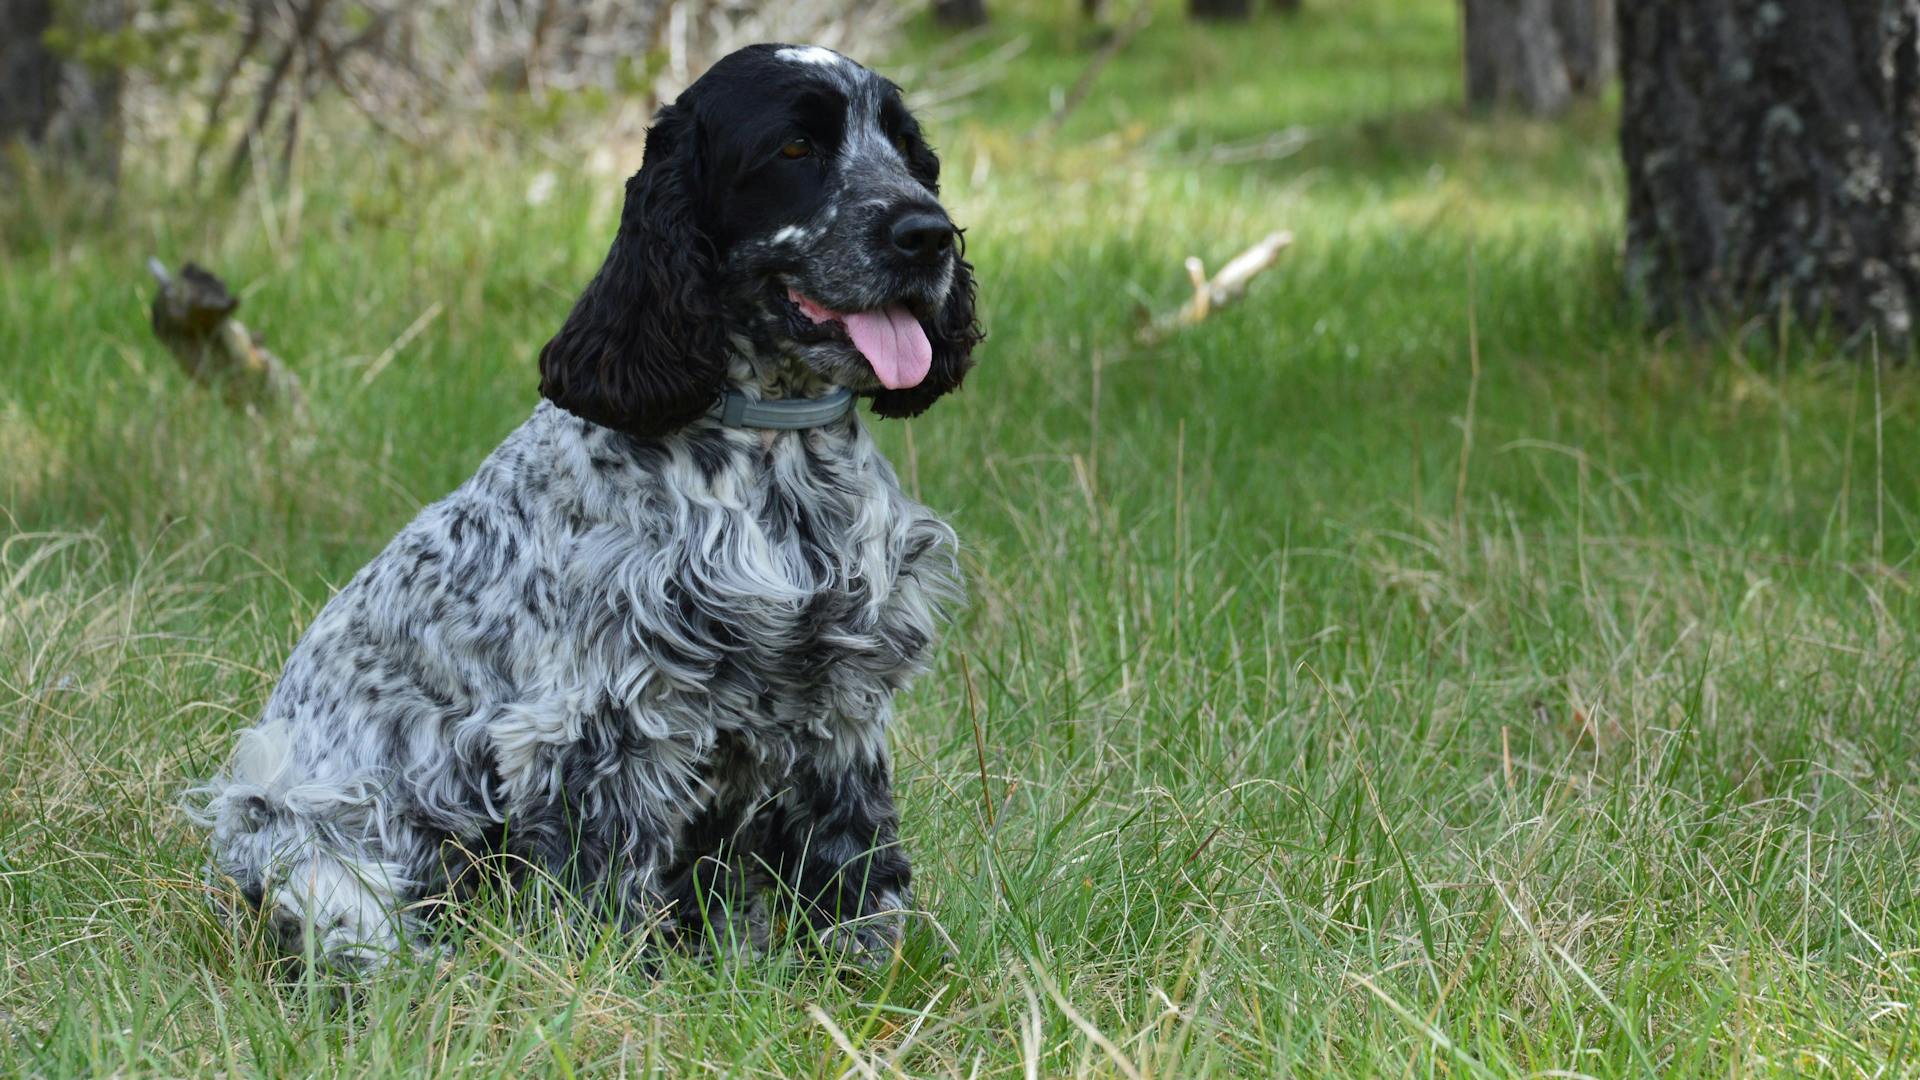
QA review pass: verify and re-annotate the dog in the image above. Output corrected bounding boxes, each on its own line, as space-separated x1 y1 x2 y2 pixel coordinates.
188 43 981 969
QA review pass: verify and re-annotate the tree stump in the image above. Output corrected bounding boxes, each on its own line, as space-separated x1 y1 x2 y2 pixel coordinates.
1620 0 1920 347
149 261 306 415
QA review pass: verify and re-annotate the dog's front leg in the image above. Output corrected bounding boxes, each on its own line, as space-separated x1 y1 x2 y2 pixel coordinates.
762 738 912 960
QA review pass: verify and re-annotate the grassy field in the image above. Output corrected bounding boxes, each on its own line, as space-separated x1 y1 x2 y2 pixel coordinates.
4 0 1920 1074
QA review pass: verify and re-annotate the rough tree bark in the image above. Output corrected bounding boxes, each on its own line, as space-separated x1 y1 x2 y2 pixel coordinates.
1190 0 1253 18
1621 1 1920 347
932 0 987 28
1463 0 1613 115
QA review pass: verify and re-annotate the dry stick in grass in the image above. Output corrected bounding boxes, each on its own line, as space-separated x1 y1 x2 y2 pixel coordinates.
359 302 445 388
1138 231 1294 344
1501 725 1514 791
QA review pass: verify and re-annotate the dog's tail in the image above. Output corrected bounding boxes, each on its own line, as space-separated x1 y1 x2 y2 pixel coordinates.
184 725 412 970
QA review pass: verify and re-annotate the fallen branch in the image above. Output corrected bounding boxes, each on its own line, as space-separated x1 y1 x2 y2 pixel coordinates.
1139 230 1293 343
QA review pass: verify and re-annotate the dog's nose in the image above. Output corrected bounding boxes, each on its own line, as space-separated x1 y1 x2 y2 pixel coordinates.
889 211 955 265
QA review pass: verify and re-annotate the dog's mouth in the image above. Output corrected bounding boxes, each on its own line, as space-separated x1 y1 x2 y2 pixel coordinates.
777 286 932 391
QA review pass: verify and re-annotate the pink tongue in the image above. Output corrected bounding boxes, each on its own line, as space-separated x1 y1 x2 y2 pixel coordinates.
790 290 931 390
842 307 932 390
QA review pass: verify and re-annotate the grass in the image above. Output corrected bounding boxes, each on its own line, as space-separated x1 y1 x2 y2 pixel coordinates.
4 0 1919 1074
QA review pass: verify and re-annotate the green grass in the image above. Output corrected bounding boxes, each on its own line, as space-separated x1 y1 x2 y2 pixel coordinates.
4 0 1920 1074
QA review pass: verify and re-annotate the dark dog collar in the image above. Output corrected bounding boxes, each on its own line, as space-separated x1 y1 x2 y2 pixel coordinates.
709 388 855 430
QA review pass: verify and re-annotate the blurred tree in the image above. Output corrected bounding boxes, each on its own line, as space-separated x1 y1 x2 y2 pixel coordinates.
1463 0 1612 115
1190 0 1252 18
0 0 125 182
0 1 59 149
1554 0 1612 93
933 0 987 27
1622 1 1920 347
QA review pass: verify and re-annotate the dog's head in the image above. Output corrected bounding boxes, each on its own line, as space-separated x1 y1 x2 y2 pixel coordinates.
540 44 983 437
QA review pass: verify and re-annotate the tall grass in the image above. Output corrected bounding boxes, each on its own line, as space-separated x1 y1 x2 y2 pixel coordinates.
2 1 1917 1075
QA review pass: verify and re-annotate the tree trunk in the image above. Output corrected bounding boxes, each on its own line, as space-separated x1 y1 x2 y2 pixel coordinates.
932 0 987 28
0 0 123 181
1463 0 1612 115
1621 1 1920 347
1190 0 1253 20
1 0 61 149
1555 0 1613 94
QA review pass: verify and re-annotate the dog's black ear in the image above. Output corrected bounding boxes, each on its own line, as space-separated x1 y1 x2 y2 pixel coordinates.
870 251 982 420
539 106 727 437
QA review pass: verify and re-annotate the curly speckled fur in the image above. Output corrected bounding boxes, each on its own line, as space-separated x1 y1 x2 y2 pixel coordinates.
187 43 977 970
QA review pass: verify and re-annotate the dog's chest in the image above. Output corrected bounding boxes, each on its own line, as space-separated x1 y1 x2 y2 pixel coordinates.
724 433 943 677
579 423 956 720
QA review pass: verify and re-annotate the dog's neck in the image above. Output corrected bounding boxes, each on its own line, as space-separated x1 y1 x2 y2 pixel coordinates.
725 353 841 402
711 347 861 444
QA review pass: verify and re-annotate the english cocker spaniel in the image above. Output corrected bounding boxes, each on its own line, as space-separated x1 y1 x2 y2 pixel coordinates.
190 43 981 969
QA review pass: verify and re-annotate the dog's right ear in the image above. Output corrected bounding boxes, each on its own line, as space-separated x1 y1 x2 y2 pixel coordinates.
539 105 728 437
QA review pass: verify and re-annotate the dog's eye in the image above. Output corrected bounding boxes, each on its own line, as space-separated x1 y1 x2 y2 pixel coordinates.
778 138 813 160
891 133 911 157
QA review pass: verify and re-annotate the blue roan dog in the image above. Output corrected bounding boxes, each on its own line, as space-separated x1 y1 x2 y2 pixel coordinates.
189 43 982 968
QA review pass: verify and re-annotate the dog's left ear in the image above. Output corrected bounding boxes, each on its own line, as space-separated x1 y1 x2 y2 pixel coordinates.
540 105 728 437
870 252 982 420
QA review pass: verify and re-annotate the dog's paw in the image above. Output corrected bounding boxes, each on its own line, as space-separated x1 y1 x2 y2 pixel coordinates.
816 893 908 968
668 893 772 958
818 921 902 969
